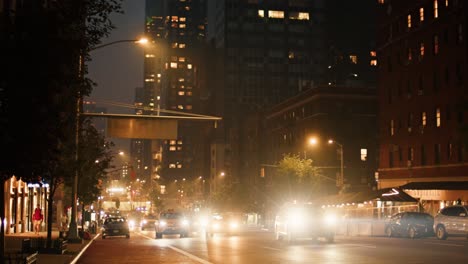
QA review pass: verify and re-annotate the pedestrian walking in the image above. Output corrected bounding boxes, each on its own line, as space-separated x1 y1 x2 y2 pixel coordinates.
33 204 43 234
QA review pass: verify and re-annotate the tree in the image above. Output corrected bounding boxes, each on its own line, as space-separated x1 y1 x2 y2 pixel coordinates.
0 0 122 256
271 154 324 204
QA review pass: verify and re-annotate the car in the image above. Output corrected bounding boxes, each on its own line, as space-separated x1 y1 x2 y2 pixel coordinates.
433 205 468 240
274 202 336 243
140 214 158 231
101 216 130 239
384 212 434 239
155 210 190 239
205 212 243 237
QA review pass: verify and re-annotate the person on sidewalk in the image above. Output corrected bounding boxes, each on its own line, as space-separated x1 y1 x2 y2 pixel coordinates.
33 204 43 234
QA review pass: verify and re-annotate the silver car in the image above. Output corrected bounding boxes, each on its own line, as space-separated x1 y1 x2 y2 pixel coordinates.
433 205 468 240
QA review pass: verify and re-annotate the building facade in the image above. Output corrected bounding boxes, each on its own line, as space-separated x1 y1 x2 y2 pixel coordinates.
376 0 468 209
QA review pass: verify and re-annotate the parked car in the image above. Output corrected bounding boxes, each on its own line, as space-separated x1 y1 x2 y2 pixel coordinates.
384 212 434 239
274 202 336 243
140 214 158 231
155 210 190 239
205 212 243 237
101 216 130 239
433 205 468 240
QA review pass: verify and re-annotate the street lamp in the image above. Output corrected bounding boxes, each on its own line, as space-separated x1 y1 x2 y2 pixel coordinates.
328 139 344 188
68 37 148 242
304 137 318 158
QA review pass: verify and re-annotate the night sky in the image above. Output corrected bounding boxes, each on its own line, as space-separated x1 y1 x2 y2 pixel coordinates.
87 0 145 114
87 0 145 154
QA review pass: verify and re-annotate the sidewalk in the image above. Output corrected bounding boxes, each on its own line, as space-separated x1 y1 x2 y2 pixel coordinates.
5 230 98 264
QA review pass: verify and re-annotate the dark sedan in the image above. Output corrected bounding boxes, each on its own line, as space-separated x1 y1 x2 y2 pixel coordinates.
385 211 434 239
101 216 130 239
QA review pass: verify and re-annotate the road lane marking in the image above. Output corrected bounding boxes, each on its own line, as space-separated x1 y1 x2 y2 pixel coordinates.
70 233 101 264
262 246 281 251
139 232 214 264
424 242 464 247
343 243 377 249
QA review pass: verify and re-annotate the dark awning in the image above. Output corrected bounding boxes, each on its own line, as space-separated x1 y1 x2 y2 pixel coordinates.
400 181 468 190
314 188 418 206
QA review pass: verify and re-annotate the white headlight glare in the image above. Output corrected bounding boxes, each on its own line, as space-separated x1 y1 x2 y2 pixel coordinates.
182 219 189 226
324 214 337 225
229 222 238 229
142 220 147 224
160 221 167 227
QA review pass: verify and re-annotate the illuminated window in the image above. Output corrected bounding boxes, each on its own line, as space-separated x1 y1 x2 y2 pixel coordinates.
169 164 176 168
445 0 448 7
179 43 186 48
349 55 358 64
289 12 309 20
360 149 368 161
178 78 184 82
170 62 177 68
436 107 441 127
433 35 439 54
171 42 178 48
419 7 424 22
171 16 178 22
408 147 414 161
170 140 176 145
177 140 183 145
177 164 182 168
268 10 284 19
145 54 155 58
169 146 176 151
407 14 412 28
390 120 395 136
420 42 425 57
434 0 439 18
457 24 463 43
421 112 427 127
258 10 265 18
144 78 155 82
178 91 185 96
178 57 185 62
370 51 377 57
180 17 186 22
187 91 192 96
408 48 412 61
186 105 192 110
179 24 186 28
187 64 192 69
408 113 413 132
370 59 378 66
378 0 385 4
178 105 184 110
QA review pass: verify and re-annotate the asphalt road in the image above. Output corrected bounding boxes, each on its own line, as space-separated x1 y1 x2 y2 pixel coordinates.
76 229 468 264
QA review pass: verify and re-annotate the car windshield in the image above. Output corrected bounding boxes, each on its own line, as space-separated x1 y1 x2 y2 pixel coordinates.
160 213 182 219
105 217 126 224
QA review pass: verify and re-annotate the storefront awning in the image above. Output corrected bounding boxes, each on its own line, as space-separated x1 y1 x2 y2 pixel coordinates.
400 181 468 190
315 188 418 206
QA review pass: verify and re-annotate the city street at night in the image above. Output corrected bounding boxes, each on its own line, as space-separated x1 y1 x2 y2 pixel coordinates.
76 229 468 264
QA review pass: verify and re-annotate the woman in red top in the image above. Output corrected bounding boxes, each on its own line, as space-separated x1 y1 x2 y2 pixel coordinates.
33 204 43 234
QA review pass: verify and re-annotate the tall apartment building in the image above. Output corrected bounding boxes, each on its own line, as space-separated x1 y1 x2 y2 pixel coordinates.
206 0 377 191
376 0 468 209
144 0 210 203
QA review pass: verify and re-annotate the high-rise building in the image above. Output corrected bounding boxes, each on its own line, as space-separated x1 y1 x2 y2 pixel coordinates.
144 0 210 203
376 0 468 211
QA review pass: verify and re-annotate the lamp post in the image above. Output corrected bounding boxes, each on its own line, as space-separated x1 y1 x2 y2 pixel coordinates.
68 37 148 242
328 139 344 188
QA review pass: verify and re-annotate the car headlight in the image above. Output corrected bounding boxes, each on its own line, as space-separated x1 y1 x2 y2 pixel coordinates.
182 219 189 226
199 217 209 227
229 222 238 229
142 220 147 224
213 223 220 230
287 209 306 226
159 221 167 227
323 214 337 226
129 220 135 227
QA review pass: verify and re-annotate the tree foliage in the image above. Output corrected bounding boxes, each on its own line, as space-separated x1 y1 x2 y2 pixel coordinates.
271 154 325 203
